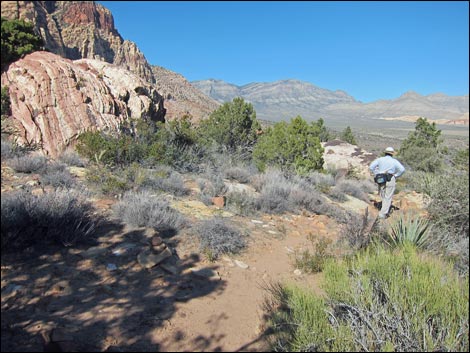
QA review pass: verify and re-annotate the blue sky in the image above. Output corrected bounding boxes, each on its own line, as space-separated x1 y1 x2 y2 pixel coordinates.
99 1 469 103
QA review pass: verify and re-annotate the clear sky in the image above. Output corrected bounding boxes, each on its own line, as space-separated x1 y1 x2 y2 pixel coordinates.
99 1 469 103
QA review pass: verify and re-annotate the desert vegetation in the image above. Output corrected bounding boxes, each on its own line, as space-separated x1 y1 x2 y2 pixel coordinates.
1 95 468 352
1 17 43 71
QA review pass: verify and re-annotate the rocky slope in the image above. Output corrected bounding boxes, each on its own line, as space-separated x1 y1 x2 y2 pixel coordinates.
1 1 219 121
192 79 469 125
151 66 219 122
1 51 165 157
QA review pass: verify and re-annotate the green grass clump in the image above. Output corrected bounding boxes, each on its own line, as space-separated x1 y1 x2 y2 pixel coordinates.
293 233 333 273
264 245 469 352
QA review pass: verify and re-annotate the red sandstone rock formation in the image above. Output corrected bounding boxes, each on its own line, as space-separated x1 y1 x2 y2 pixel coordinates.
1 51 165 157
1 1 219 121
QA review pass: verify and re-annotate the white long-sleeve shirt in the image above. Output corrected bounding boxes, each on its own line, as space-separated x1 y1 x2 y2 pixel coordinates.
369 155 405 177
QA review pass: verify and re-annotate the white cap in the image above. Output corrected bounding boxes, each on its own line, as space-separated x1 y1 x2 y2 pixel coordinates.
385 147 395 154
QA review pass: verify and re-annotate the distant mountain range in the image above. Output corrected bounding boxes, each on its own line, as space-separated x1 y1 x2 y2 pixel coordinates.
192 79 469 127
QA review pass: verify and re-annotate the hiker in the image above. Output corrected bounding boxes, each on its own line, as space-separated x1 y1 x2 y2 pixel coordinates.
369 147 405 219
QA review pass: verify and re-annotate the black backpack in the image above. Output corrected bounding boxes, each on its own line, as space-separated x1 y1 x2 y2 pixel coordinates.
374 173 392 185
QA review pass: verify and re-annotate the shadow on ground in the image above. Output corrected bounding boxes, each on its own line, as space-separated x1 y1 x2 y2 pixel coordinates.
1 217 227 352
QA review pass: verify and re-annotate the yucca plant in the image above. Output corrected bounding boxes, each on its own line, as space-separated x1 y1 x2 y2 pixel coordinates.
384 213 432 249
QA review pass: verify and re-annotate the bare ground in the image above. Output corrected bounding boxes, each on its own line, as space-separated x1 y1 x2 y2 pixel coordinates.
1 168 348 352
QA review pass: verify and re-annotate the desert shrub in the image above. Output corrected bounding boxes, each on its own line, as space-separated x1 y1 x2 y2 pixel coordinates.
149 117 211 173
197 173 228 205
41 171 75 189
328 187 348 202
331 179 369 202
425 171 469 274
293 233 333 273
306 171 336 193
1 85 15 135
157 115 198 148
40 161 75 188
253 170 300 213
7 153 47 173
224 165 254 184
58 150 87 167
85 165 130 196
194 217 246 260
1 189 97 251
120 162 149 188
225 190 258 216
252 169 347 221
1 139 15 159
1 85 10 117
339 209 374 250
163 143 208 173
262 282 355 352
358 178 376 194
264 245 469 352
198 97 261 152
450 147 469 171
256 181 293 214
250 169 287 192
142 170 189 196
113 191 186 231
407 170 469 274
426 171 469 239
0 137 38 157
288 184 331 215
405 170 439 195
76 130 148 166
253 116 324 175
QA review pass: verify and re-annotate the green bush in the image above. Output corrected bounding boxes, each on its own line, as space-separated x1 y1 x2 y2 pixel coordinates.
1 17 43 70
264 245 469 352
293 233 333 273
451 147 469 171
198 97 261 152
399 145 444 173
1 86 13 134
340 126 356 145
398 117 444 172
76 129 149 166
253 116 324 175
310 117 333 142
85 165 131 196
76 118 209 171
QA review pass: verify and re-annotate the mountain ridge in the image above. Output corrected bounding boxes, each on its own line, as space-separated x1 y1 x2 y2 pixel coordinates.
191 78 469 126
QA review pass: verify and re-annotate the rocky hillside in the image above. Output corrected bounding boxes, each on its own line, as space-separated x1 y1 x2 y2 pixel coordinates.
192 79 469 125
1 0 219 121
1 51 165 157
151 66 219 122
